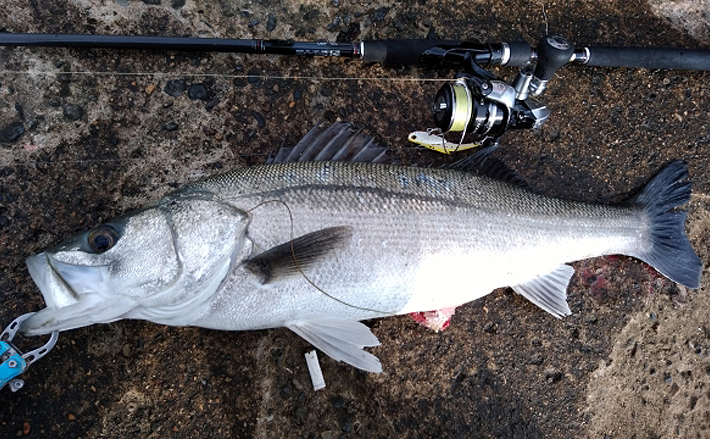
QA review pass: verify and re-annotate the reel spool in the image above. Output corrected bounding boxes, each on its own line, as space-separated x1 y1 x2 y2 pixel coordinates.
410 71 551 154
432 79 508 138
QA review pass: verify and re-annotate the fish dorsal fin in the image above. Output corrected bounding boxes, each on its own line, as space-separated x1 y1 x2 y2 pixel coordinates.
268 122 390 164
287 318 382 373
450 143 531 189
243 226 353 284
511 265 574 318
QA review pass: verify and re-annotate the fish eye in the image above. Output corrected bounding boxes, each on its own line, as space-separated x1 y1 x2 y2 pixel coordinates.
87 225 120 253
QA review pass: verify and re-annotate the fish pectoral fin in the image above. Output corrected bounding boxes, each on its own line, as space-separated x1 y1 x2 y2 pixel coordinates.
243 226 353 284
287 318 382 373
511 265 574 319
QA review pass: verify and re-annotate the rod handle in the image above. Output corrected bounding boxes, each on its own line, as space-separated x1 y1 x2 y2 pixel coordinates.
585 46 710 70
361 39 459 64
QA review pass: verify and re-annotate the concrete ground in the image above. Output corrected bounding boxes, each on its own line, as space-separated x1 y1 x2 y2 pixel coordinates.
0 0 708 438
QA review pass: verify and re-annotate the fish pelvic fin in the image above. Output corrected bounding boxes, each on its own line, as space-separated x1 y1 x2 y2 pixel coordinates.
287 318 382 373
512 265 574 318
632 161 701 288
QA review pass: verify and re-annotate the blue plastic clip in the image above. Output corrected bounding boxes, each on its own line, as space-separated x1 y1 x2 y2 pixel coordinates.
0 313 58 392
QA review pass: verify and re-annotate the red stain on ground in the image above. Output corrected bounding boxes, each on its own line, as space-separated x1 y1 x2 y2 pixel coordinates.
581 267 609 300
410 307 457 332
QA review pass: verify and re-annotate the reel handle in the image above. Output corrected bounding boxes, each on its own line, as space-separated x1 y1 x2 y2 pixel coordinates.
531 35 575 96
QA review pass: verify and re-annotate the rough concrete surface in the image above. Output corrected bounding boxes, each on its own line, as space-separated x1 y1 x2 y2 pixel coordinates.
0 0 708 438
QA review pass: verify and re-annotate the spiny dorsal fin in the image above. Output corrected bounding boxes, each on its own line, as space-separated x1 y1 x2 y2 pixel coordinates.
268 122 390 164
449 143 531 189
243 226 353 284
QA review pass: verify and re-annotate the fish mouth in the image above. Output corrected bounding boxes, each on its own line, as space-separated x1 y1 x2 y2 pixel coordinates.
23 253 124 335
26 252 80 310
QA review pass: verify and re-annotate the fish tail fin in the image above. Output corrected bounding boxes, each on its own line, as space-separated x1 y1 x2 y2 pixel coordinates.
633 161 701 288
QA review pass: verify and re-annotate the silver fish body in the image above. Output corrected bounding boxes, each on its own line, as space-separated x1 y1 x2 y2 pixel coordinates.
166 161 645 325
21 124 701 372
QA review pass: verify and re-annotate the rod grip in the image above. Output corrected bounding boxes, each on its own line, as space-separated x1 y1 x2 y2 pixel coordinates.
361 40 456 64
586 46 710 70
503 41 532 66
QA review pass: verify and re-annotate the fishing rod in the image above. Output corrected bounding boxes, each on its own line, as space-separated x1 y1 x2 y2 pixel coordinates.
2 32 710 153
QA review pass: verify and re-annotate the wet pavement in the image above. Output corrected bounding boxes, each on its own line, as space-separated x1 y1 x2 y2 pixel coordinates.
0 0 709 438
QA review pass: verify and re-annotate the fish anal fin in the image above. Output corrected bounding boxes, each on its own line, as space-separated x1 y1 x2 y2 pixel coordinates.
512 265 574 318
243 226 353 284
287 318 382 373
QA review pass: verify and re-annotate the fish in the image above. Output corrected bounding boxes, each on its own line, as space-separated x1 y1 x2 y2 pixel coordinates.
20 122 702 372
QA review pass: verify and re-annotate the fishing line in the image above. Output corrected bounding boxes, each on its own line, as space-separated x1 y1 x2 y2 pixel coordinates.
247 199 395 315
0 147 430 167
0 70 453 82
542 4 550 36
0 69 440 168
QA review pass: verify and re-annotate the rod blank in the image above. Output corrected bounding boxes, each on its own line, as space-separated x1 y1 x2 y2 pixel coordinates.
1 32 709 71
0 32 360 57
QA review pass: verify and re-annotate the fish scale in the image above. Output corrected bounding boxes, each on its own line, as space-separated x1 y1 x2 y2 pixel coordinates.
170 161 643 328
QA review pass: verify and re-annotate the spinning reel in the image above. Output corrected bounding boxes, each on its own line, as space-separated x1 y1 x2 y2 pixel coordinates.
409 35 575 154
